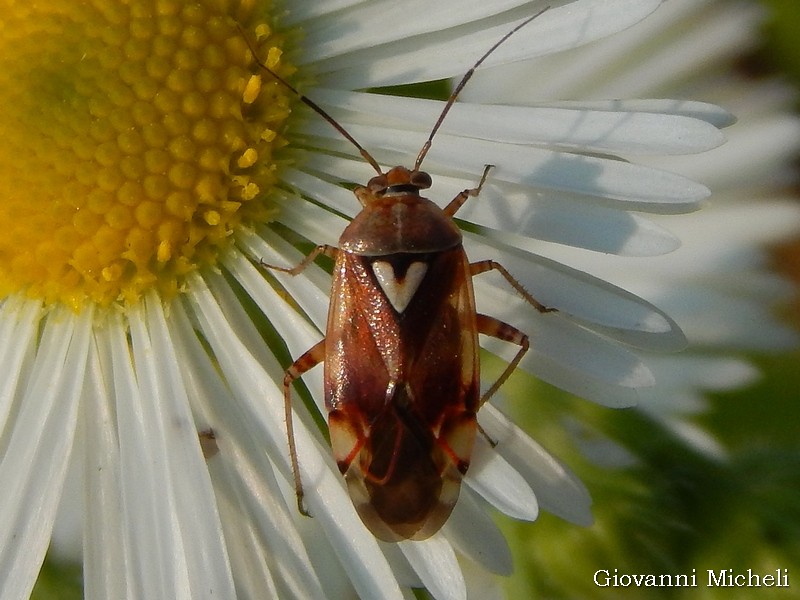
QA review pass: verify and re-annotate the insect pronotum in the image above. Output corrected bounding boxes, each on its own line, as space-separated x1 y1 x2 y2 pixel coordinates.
244 6 555 541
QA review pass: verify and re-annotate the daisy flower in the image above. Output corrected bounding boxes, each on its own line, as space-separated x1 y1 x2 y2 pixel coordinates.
0 0 740 599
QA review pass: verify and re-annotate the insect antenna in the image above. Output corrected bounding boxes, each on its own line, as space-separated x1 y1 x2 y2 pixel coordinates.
413 6 550 171
237 24 383 175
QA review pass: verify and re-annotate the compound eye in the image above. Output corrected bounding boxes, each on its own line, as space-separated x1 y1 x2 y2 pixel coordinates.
367 174 389 194
410 171 432 190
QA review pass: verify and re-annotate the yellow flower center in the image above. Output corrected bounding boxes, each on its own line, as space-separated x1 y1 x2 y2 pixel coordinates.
0 0 294 308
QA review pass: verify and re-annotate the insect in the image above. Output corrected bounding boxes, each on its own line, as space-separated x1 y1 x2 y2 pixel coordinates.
244 7 554 541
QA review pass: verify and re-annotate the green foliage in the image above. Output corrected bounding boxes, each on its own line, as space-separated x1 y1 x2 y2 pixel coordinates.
31 559 82 600
762 0 800 90
502 352 800 599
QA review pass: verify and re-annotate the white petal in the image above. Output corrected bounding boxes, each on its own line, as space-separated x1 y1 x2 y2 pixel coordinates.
562 417 640 469
653 418 728 461
659 288 800 350
167 300 327 600
280 166 358 219
480 299 658 405
641 388 709 416
82 337 131 600
479 404 593 525
314 0 661 88
511 354 644 408
466 236 686 351
538 99 736 129
507 313 655 391
460 0 761 101
272 191 347 248
465 435 538 521
140 294 238 597
108 310 191 599
313 88 726 155
461 560 506 600
451 179 682 257
283 0 369 25
544 203 800 326
303 121 710 209
374 544 420 588
300 0 536 62
50 421 84 562
302 154 378 191
0 305 91 600
215 497 281 599
209 255 329 416
648 115 800 191
642 355 761 397
442 492 513 576
398 536 466 600
584 2 764 98
0 297 42 431
237 228 332 330
222 246 326 357
299 524 362 600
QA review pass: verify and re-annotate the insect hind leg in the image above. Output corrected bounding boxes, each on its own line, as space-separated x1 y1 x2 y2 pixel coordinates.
471 260 556 314
472 259 555 404
283 339 326 516
476 314 530 406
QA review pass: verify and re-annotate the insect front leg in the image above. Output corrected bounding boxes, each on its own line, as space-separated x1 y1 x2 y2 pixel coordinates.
443 164 494 217
260 244 338 276
283 339 326 517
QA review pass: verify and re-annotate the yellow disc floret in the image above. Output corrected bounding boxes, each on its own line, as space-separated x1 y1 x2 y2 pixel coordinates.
0 0 294 308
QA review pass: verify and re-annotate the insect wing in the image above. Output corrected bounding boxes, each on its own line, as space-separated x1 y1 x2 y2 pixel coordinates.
325 247 479 540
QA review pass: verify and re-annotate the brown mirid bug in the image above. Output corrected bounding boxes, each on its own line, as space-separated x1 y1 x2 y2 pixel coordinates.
243 7 554 541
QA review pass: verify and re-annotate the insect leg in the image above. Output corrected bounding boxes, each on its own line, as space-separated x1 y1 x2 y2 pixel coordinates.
476 313 529 406
471 260 556 314
260 244 338 276
443 165 494 217
283 339 326 516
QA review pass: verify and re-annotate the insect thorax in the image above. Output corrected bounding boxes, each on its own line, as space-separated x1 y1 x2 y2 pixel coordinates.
339 194 461 256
